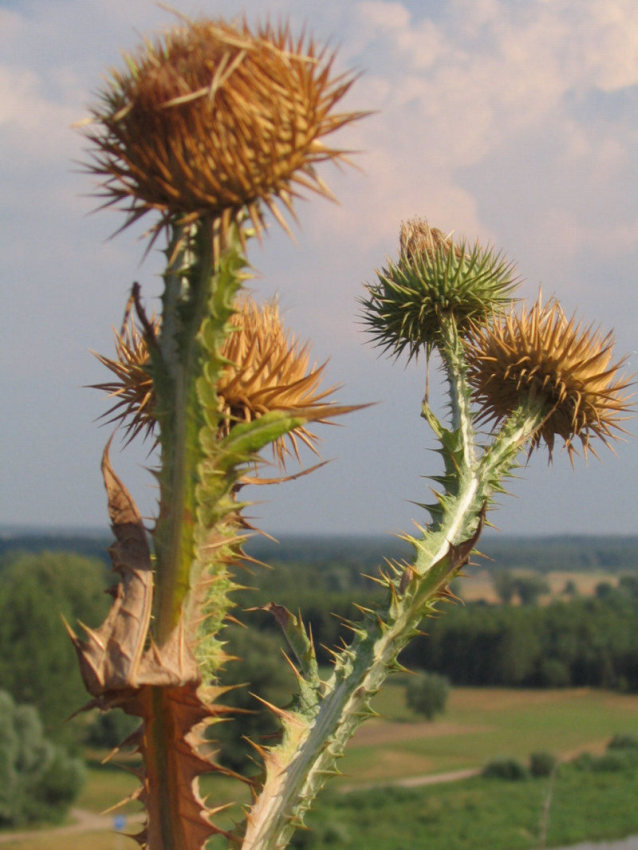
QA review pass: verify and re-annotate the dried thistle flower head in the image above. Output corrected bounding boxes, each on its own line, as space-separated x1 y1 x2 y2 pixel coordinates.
92 314 158 445
218 298 341 465
362 218 518 360
93 296 346 466
465 296 633 461
83 16 363 239
399 218 458 263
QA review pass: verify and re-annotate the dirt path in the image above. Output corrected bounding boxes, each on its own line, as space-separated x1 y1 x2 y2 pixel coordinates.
0 768 481 843
0 738 607 844
339 766 480 793
0 808 145 844
393 767 480 787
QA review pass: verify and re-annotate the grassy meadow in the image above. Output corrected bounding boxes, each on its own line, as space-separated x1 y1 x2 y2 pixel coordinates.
6 684 638 849
338 683 638 782
294 761 638 850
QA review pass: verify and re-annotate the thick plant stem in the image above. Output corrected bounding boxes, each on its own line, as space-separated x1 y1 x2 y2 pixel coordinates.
153 222 217 644
151 221 248 658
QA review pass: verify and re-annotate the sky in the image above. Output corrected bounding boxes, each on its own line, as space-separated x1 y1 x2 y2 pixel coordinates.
1 0 637 540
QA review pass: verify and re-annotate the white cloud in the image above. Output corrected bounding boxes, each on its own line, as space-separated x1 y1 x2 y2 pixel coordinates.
356 1 411 30
0 7 22 38
335 0 638 261
0 66 81 164
566 1 638 91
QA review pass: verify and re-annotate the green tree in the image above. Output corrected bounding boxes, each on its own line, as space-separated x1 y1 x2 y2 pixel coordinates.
0 690 85 827
492 569 517 604
0 552 108 743
212 627 296 773
562 579 577 597
514 573 550 606
495 611 541 684
405 672 450 720
85 708 138 750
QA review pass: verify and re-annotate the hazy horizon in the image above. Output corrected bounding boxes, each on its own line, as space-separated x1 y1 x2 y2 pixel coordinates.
2 523 637 542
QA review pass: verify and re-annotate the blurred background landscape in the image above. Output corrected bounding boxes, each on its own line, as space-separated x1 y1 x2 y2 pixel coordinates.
2 530 638 849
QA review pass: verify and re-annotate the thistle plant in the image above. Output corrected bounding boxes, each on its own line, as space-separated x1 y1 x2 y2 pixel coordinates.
70 13 632 850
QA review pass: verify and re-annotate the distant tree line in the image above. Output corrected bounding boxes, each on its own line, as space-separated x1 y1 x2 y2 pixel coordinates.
401 579 638 689
223 558 638 692
2 543 638 766
3 531 637 574
235 555 638 691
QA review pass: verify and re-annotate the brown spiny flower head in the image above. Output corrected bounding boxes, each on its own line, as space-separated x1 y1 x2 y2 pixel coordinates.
93 297 346 466
218 298 341 465
83 16 363 240
465 296 633 461
92 314 158 445
362 218 518 360
399 218 459 263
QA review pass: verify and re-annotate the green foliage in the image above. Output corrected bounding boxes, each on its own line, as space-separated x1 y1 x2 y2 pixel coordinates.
212 627 296 773
481 757 530 781
589 751 636 772
292 754 638 850
515 574 550 605
85 708 139 750
234 540 638 692
0 690 85 827
0 533 111 565
232 561 383 666
492 568 516 604
571 751 595 771
528 751 557 777
491 570 549 605
562 579 577 596
6 531 637 577
0 552 109 743
401 593 638 689
289 818 350 848
536 658 571 688
478 535 638 575
608 732 638 750
404 671 449 720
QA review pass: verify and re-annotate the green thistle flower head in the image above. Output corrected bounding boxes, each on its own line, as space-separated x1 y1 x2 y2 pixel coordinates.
361 218 519 360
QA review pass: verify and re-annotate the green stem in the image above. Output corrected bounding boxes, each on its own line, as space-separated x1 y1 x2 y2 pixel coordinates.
439 317 476 467
153 222 216 644
241 401 546 850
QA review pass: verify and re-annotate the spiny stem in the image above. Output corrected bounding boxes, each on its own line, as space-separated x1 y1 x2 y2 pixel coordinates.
153 221 216 644
439 317 476 467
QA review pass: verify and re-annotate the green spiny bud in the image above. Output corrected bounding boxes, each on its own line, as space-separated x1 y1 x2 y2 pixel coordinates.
361 218 518 360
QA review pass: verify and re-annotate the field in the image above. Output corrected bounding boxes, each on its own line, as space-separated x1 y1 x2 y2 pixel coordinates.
297 760 638 850
456 568 620 603
335 684 638 784
5 685 638 849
